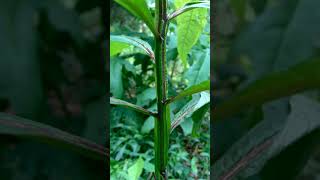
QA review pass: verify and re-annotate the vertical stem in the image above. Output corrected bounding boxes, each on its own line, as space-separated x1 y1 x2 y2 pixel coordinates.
154 0 170 179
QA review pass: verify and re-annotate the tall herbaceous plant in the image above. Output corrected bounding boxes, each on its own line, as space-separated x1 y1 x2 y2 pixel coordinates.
110 0 210 179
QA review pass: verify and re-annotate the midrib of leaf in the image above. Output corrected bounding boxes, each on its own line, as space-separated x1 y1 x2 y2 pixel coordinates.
126 36 154 59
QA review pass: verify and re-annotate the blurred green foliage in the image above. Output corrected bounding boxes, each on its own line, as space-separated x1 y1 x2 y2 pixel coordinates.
0 0 106 179
213 0 320 179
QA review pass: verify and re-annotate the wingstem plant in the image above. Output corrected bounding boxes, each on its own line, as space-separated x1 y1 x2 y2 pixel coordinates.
110 1 210 179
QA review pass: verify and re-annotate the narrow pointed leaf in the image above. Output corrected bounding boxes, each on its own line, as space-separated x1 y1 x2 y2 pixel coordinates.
0 113 107 161
168 1 210 20
110 35 154 59
166 80 209 104
110 97 157 117
114 0 156 35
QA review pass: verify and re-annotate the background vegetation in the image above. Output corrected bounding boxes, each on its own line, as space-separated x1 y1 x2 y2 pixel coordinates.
0 0 106 179
213 0 320 179
110 0 210 179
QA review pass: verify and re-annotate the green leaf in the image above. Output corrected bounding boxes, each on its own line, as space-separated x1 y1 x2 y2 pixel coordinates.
175 0 208 66
110 42 130 56
214 57 320 121
110 35 155 59
171 92 209 132
184 49 210 86
141 116 154 134
0 113 106 161
127 157 144 180
114 0 156 35
110 97 157 117
180 117 193 136
143 161 155 172
191 103 209 137
168 1 210 20
167 80 209 104
136 88 156 107
110 58 123 98
191 157 198 176
212 95 320 179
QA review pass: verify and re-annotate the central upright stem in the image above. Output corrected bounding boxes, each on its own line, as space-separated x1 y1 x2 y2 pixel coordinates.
154 0 170 179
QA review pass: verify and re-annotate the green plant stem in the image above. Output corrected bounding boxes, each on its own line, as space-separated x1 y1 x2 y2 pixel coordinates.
154 0 170 179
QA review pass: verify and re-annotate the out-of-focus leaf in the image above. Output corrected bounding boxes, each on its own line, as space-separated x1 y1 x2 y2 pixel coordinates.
136 88 156 107
110 35 154 59
175 0 208 66
141 116 154 134
0 113 107 161
168 1 210 20
212 95 320 179
110 97 156 117
115 145 126 161
167 80 209 104
184 49 210 86
214 57 320 121
191 103 209 137
84 98 107 145
180 117 193 136
41 0 83 43
75 0 99 13
231 0 320 79
122 60 136 74
128 157 144 180
110 58 123 98
259 129 320 179
143 161 155 172
0 1 43 118
249 0 267 15
191 157 198 176
229 0 247 23
114 0 156 35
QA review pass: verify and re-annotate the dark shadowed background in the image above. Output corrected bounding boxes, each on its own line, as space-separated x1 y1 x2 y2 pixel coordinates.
0 0 107 179
212 0 320 179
